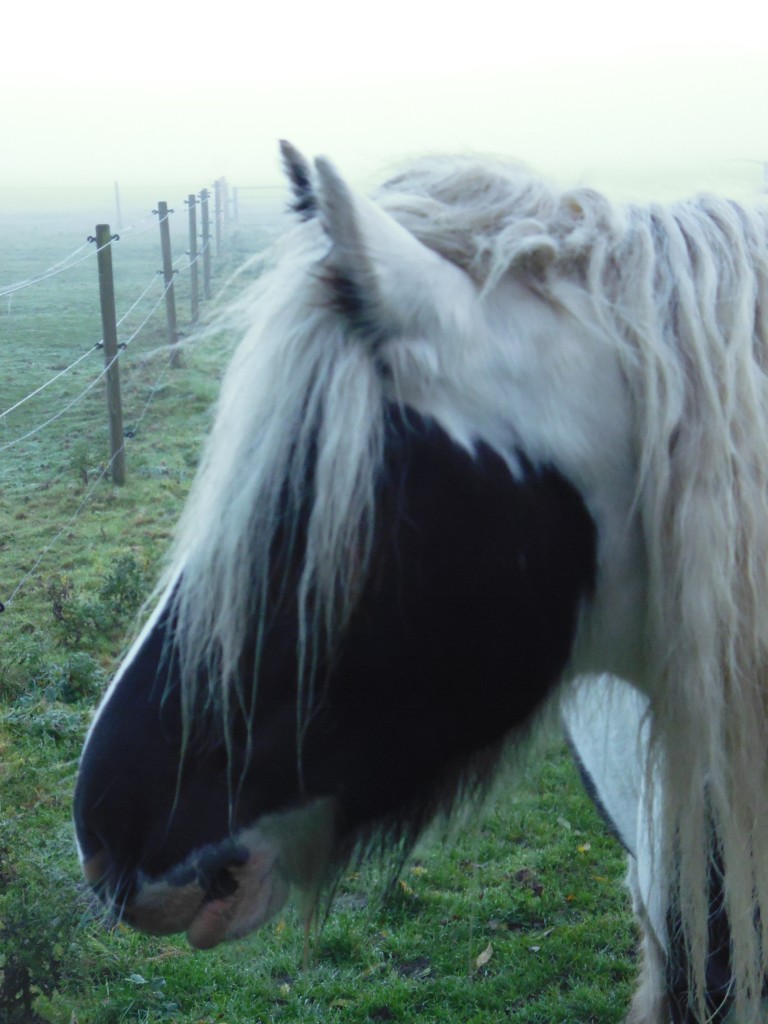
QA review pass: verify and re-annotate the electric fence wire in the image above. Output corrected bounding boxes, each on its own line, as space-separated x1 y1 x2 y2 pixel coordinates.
109 211 157 239
0 275 176 453
1 195 224 610
2 353 174 611
0 208 167 300
0 269 166 423
172 250 191 272
0 241 101 299
0 346 99 423
116 268 168 327
182 234 213 277
1 217 203 429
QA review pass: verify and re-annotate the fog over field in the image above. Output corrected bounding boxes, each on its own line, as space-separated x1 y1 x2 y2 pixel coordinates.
1 0 767 204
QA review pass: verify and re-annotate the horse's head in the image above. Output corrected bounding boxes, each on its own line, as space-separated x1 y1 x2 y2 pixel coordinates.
74 144 640 949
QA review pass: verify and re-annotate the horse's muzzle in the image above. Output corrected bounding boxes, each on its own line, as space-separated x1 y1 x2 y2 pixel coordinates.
79 832 290 948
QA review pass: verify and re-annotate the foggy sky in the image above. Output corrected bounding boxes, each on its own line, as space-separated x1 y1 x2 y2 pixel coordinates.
2 0 767 201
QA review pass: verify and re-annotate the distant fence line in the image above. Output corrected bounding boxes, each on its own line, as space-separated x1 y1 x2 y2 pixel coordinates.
92 180 230 484
1 178 238 488
2 172 290 492
230 184 284 220
0 176 244 611
113 178 286 239
0 172 299 613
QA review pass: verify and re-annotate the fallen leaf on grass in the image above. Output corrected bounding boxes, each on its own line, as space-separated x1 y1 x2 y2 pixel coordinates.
475 942 493 968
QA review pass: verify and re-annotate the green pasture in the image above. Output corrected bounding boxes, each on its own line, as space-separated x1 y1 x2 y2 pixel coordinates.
0 202 637 1023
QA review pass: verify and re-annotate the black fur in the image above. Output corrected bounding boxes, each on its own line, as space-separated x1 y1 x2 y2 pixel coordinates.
666 849 738 1023
75 407 597 915
319 262 392 348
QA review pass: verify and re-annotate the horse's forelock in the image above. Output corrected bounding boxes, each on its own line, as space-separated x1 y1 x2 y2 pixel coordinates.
168 241 386 728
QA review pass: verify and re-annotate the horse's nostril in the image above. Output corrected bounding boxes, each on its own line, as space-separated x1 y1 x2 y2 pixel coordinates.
195 841 248 901
205 867 239 901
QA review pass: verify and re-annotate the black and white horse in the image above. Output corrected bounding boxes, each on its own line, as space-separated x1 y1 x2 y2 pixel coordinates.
74 143 768 1023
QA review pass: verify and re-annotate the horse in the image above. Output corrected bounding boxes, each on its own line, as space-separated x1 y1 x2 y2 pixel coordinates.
74 141 768 1023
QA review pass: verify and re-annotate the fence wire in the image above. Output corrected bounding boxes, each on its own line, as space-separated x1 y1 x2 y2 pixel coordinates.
0 206 177 299
2 352 174 611
0 178 243 611
0 208 204 426
0 275 176 453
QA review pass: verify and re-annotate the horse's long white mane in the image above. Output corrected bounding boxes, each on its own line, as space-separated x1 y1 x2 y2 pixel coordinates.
171 152 768 1020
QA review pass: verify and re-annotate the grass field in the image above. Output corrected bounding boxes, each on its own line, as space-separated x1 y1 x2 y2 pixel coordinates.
0 197 637 1023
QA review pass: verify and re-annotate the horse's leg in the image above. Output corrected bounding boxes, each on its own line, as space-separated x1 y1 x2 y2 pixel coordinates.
562 677 668 1024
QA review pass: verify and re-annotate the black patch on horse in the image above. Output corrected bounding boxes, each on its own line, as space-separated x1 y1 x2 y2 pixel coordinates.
300 407 598 852
74 405 598 903
666 846 740 1023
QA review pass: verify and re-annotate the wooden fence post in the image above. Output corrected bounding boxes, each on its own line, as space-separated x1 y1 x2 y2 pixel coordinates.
114 182 122 231
213 178 223 257
156 201 180 367
186 193 199 324
200 188 212 300
221 176 229 227
93 224 126 485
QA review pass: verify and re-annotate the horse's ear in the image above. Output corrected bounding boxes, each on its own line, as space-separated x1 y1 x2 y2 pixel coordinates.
280 146 476 346
311 156 392 345
280 140 318 221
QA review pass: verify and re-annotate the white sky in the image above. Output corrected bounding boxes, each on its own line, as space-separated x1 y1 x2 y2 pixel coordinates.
2 0 767 198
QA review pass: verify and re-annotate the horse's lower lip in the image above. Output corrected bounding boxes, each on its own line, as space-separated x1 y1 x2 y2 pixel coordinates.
185 849 289 949
185 896 237 949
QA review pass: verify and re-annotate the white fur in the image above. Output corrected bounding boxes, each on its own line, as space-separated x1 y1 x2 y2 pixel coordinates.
565 677 768 1023
562 677 667 1021
166 152 768 1020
